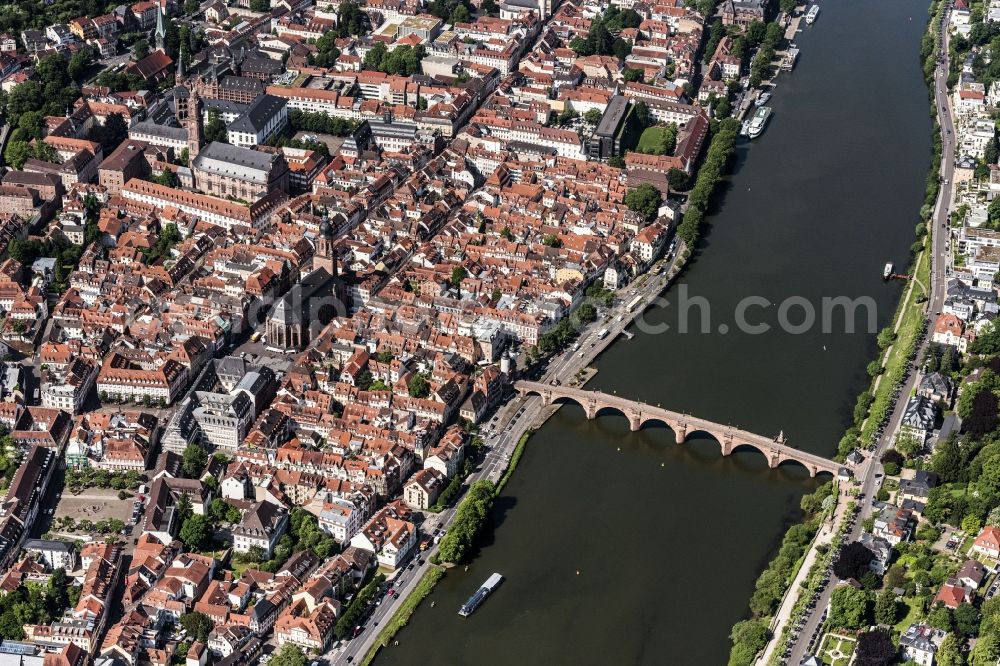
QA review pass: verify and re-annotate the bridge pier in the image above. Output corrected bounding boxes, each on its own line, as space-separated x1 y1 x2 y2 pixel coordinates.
720 435 733 457
629 411 641 432
673 425 686 444
769 455 780 469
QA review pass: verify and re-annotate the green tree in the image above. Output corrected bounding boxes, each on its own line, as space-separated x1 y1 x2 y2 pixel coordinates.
828 585 869 630
134 38 149 61
208 498 228 522
963 513 983 536
450 265 467 289
937 633 964 666
622 67 643 82
179 611 214 643
407 373 430 399
584 108 603 124
268 644 306 666
312 30 341 67
955 601 981 637
3 141 30 169
182 443 207 478
933 435 965 483
728 619 769 666
155 169 179 187
667 167 689 191
179 514 212 551
438 480 495 563
624 183 662 222
449 3 470 23
854 629 896 666
884 564 906 590
67 50 90 83
894 432 924 458
876 327 895 350
873 590 898 626
929 603 953 631
204 108 228 143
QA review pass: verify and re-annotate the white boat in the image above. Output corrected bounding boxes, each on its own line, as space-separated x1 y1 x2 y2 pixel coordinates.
754 92 771 107
459 573 504 616
780 47 799 71
805 5 819 24
746 106 772 139
883 263 893 279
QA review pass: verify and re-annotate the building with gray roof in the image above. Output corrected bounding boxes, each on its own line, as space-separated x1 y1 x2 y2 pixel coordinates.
190 141 289 200
226 94 288 148
129 121 188 152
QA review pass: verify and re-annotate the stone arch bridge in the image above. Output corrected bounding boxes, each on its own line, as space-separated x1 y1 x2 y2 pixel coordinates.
514 381 846 478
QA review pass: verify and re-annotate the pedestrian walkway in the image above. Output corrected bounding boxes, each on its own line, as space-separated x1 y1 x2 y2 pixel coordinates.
756 490 849 665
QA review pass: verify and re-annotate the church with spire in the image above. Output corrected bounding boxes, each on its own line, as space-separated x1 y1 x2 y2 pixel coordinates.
174 55 203 161
154 1 166 52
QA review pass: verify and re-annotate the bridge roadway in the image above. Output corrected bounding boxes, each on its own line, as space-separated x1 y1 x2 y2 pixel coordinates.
515 381 847 478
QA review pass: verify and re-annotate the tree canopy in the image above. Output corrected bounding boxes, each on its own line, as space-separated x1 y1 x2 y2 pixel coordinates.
182 443 208 478
179 611 214 643
828 585 869 630
438 480 495 563
624 184 662 222
363 43 426 76
568 7 640 59
853 629 895 666
179 514 212 551
268 644 307 666
832 541 875 581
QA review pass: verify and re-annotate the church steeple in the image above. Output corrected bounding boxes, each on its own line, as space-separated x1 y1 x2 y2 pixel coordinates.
186 85 203 161
176 48 185 83
154 3 166 51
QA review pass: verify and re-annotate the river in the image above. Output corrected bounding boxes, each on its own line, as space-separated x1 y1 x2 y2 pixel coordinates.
376 0 932 663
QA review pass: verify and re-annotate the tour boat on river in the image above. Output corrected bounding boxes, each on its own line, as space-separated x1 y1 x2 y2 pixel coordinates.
746 106 772 139
459 573 504 617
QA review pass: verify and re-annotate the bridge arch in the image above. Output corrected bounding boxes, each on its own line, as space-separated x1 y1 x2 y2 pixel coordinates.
774 456 834 479
728 441 772 462
634 416 674 432
679 427 732 451
592 404 632 421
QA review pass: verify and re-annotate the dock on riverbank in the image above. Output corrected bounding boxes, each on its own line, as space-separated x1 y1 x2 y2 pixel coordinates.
785 12 803 39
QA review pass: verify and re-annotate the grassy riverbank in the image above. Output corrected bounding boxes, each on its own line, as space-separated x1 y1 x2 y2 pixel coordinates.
495 431 531 494
360 566 445 666
858 245 931 448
